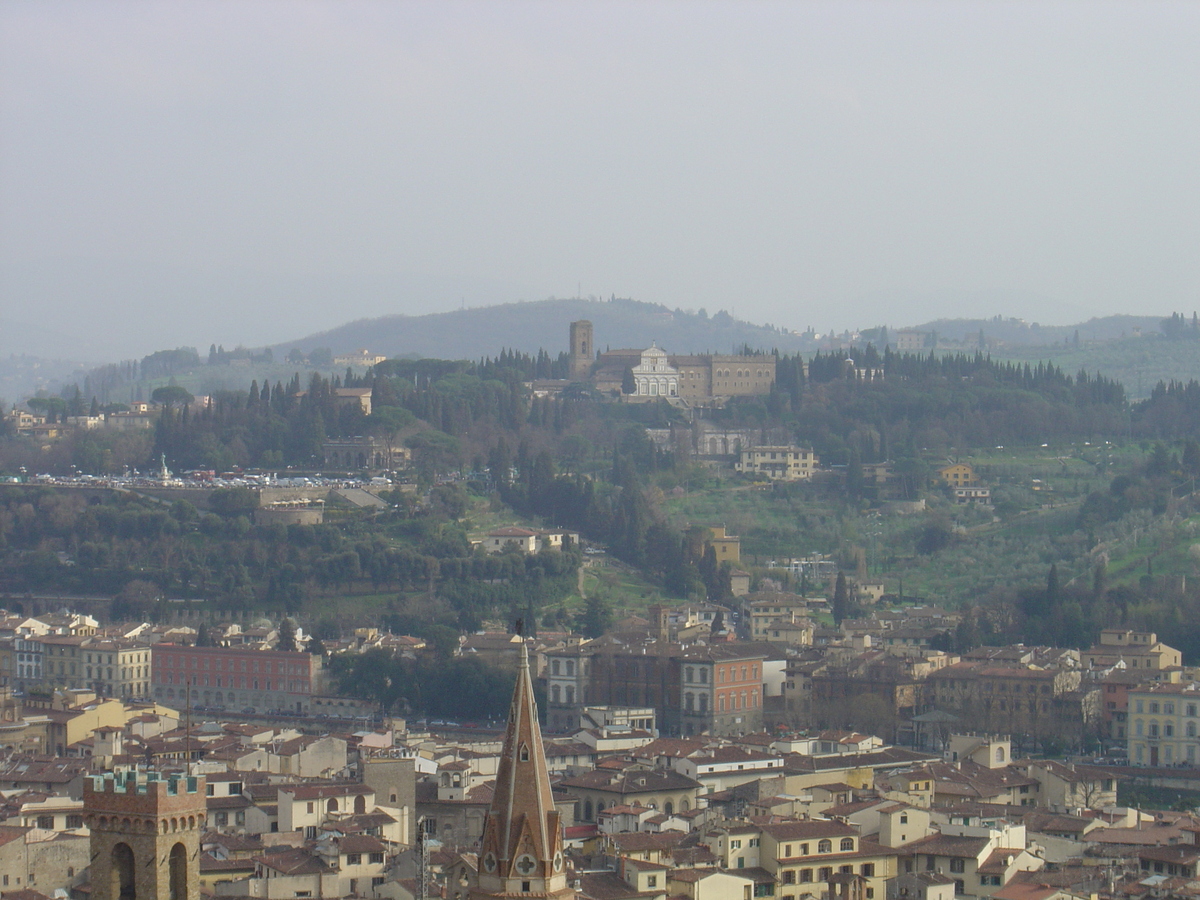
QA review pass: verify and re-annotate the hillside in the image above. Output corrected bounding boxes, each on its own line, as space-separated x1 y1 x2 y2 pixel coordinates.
910 314 1164 347
271 297 811 360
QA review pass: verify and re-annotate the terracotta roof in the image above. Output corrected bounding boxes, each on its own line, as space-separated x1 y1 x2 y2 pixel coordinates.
761 820 856 842
561 768 702 793
256 848 329 876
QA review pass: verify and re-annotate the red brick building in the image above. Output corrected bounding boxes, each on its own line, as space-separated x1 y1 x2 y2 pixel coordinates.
150 644 320 715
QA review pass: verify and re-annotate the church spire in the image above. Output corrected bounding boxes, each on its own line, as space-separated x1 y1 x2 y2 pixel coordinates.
471 643 572 900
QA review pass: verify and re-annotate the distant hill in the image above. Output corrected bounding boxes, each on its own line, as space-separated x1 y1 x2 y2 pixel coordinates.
271 297 811 360
908 314 1165 347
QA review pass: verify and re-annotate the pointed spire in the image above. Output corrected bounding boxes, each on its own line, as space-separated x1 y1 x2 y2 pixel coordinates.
472 642 571 900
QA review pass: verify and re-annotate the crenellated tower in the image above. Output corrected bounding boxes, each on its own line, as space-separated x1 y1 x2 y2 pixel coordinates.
470 644 574 900
85 769 206 900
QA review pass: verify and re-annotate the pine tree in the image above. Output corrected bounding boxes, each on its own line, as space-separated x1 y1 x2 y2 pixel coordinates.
832 572 849 625
277 617 297 652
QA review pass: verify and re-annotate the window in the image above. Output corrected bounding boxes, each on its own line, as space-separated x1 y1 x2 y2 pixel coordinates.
800 870 813 883
648 877 657 888
818 840 832 853
840 838 854 851
950 859 965 874
861 864 874 877
731 840 742 850
36 815 53 830
66 815 83 829
347 853 362 865
783 871 796 885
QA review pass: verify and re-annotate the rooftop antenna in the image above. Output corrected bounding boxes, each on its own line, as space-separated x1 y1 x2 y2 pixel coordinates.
185 678 192 777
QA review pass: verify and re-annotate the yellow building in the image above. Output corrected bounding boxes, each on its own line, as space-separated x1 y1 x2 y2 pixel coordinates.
706 526 741 564
937 463 977 487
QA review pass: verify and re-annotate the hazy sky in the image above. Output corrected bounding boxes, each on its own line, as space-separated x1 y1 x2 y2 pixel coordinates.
2 0 1198 360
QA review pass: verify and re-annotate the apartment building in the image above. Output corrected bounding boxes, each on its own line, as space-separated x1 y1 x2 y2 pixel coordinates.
1127 682 1200 767
737 447 819 481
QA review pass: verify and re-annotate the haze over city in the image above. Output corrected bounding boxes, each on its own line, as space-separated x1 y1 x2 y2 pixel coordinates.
2 1 1198 360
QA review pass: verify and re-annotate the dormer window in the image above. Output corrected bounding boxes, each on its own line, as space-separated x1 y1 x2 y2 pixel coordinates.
519 743 530 762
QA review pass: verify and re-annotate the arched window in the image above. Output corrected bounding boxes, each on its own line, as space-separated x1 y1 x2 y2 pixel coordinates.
685 693 694 712
354 794 366 815
551 685 561 703
686 667 694 683
566 660 575 676
818 840 832 853
699 694 708 713
840 838 854 851
552 660 560 676
566 686 575 704
995 747 1005 763
327 798 339 813
585 800 593 820
665 801 674 815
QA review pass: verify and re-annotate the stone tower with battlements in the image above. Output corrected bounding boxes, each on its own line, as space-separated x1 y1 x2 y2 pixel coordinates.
85 769 206 900
470 644 575 900
568 320 593 380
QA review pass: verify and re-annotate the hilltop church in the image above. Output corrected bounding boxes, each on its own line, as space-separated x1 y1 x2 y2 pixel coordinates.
568 320 775 402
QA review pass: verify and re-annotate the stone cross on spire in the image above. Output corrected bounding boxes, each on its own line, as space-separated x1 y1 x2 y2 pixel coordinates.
470 642 574 900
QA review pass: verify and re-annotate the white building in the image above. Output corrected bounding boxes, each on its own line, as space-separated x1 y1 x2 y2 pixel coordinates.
632 345 679 398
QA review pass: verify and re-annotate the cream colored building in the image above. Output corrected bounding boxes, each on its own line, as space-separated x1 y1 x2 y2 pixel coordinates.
736 446 819 481
1085 629 1182 671
1128 682 1200 767
84 639 152 699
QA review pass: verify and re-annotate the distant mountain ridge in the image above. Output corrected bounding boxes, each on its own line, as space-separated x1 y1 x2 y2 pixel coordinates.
272 297 809 360
274 299 1174 362
907 314 1166 346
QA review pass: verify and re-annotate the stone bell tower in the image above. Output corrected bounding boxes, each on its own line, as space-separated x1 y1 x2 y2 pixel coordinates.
85 769 207 900
568 320 594 380
470 644 575 900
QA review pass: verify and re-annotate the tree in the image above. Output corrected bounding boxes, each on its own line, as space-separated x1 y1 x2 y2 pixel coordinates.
578 593 614 638
832 571 849 625
622 365 636 395
277 618 297 652
710 609 725 636
151 385 195 409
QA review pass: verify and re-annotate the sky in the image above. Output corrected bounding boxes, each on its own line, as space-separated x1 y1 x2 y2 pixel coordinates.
1 0 1198 361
